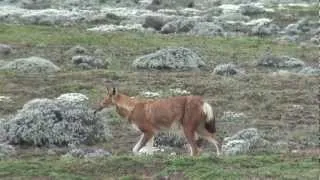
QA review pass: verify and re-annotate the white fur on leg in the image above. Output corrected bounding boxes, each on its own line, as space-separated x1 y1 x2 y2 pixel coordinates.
145 136 154 152
210 139 220 156
132 134 144 154
201 135 221 156
138 136 160 155
187 144 194 156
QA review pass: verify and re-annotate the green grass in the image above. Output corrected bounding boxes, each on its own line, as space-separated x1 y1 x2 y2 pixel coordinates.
0 154 318 180
1 24 316 67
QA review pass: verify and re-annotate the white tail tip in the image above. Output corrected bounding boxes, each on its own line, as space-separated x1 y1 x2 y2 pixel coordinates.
203 102 213 122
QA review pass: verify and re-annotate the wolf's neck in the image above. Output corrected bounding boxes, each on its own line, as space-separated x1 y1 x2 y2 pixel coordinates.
114 94 137 119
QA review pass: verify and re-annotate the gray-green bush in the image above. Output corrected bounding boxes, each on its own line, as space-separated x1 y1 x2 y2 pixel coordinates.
4 93 111 146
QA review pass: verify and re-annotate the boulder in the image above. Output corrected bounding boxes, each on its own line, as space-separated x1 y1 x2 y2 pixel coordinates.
160 18 195 34
20 0 51 9
143 15 171 31
0 56 60 74
132 47 206 70
298 67 320 76
0 143 15 159
310 34 320 45
57 0 99 8
283 18 319 35
250 21 280 36
222 128 260 155
213 63 243 76
239 3 266 16
72 55 109 69
218 12 250 22
190 22 224 36
202 7 223 19
146 0 195 10
65 45 88 56
86 13 124 25
0 44 12 55
220 111 246 122
257 53 305 68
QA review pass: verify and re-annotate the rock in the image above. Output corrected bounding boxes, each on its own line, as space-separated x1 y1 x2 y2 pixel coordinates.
58 0 99 8
221 21 250 34
0 119 8 142
272 141 289 153
239 3 266 16
0 60 7 67
20 0 51 9
202 7 223 18
0 6 108 26
72 55 109 69
65 148 111 158
87 24 147 32
132 47 206 71
219 0 259 4
213 63 243 76
310 35 320 45
189 22 224 37
222 128 260 155
47 149 56 155
143 15 171 31
86 13 124 25
283 18 319 35
250 21 280 36
222 139 251 155
276 35 299 43
0 44 12 55
0 96 12 103
0 143 15 159
138 146 161 155
55 93 89 106
298 67 320 76
140 91 161 98
257 52 305 68
169 88 190 96
65 45 88 56
93 49 106 57
220 111 246 122
284 23 301 35
18 9 78 25
146 0 195 10
4 93 111 146
160 18 195 34
0 56 60 74
218 12 250 22
219 4 241 14
312 27 320 34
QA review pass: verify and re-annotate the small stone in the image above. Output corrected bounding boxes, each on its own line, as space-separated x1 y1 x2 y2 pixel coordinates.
0 44 12 55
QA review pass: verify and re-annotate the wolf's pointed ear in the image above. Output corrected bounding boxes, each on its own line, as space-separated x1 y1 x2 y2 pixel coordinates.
112 87 117 95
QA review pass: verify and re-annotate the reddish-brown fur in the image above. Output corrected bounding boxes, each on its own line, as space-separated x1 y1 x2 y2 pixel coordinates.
94 86 220 156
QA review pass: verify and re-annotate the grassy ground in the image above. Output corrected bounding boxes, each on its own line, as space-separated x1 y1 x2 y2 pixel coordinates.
0 153 319 180
0 24 319 179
